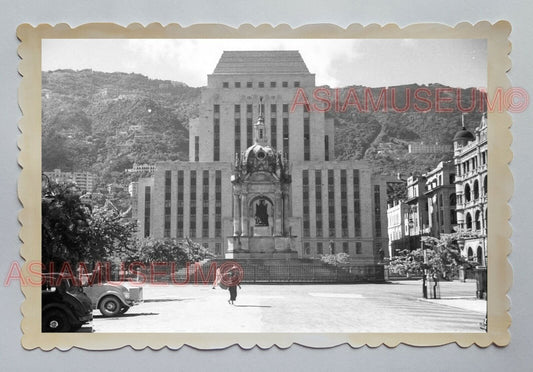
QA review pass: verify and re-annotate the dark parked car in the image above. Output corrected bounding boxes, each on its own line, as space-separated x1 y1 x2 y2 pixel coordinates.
42 273 93 332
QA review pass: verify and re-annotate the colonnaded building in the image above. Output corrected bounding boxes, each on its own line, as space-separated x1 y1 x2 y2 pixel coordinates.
133 51 389 267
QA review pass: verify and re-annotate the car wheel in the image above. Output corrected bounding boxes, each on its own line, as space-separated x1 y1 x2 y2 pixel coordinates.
99 296 121 317
43 309 72 332
119 306 130 314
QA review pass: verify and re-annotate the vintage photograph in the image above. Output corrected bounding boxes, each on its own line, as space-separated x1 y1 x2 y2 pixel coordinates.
17 23 512 348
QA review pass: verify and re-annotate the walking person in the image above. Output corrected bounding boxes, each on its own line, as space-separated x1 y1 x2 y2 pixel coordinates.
225 266 241 305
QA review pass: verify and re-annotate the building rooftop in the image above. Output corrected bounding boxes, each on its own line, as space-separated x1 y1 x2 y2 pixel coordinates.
212 50 310 74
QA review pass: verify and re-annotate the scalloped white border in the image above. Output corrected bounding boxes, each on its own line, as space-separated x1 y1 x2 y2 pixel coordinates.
17 22 512 350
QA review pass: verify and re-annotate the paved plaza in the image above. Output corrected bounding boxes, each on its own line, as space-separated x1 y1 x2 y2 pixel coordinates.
86 280 486 333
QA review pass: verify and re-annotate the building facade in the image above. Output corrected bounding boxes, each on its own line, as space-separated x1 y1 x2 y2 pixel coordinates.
453 114 488 266
44 169 96 192
424 160 457 238
133 51 389 264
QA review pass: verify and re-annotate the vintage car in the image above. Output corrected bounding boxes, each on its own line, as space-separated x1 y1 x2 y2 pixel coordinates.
81 276 143 317
42 273 93 332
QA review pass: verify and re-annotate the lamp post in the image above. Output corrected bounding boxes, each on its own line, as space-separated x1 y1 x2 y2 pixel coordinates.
422 237 428 299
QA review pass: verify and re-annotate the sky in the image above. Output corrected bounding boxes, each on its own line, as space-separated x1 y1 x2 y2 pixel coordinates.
42 38 487 88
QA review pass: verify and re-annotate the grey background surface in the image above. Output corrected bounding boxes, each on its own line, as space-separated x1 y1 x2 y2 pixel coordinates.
1 1 531 371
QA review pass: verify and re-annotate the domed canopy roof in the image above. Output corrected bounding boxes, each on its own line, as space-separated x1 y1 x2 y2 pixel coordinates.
453 128 475 142
243 143 276 168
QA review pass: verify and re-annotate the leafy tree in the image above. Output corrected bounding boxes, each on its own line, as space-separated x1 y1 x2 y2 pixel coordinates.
131 237 214 266
388 232 477 279
42 181 92 266
42 179 136 267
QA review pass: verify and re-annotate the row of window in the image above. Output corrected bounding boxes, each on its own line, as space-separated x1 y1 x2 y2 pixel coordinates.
462 176 488 203
302 170 361 238
464 209 487 232
163 170 222 239
221 81 301 89
457 150 488 176
207 103 327 162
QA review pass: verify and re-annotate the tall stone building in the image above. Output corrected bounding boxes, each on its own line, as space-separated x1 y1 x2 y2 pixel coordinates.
453 114 488 265
133 51 389 265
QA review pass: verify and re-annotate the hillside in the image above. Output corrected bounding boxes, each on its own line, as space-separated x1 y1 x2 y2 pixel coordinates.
41 70 484 189
42 70 200 186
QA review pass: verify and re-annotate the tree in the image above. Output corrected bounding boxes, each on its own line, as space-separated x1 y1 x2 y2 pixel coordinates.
42 181 93 266
42 179 136 267
388 232 476 279
130 237 214 266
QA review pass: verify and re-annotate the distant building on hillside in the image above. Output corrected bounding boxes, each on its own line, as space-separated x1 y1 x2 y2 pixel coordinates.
43 169 96 192
408 142 453 154
126 163 157 174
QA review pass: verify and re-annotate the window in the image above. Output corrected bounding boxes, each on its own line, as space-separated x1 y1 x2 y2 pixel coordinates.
473 180 480 200
215 171 222 237
315 170 323 237
303 170 310 237
449 174 455 184
450 193 456 206
464 183 471 202
317 242 323 255
215 243 222 255
294 81 300 87
475 210 482 230
355 242 362 254
304 242 311 255
303 118 310 161
328 170 335 237
450 209 457 225
164 170 172 238
283 117 289 159
234 82 241 88
144 186 151 238
213 117 220 161
465 212 472 230
324 135 329 161
222 82 229 88
194 136 199 162
271 118 277 149
374 185 382 237
176 171 184 237
246 104 253 147
246 81 252 88
258 82 264 88
342 242 349 254
270 82 276 88
353 170 361 237
282 81 288 88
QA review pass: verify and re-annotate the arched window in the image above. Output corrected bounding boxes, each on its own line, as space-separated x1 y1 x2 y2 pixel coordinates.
484 175 488 195
450 209 457 225
473 180 480 200
475 210 482 230
466 212 472 230
450 193 456 206
476 246 483 265
468 247 474 260
464 183 471 202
